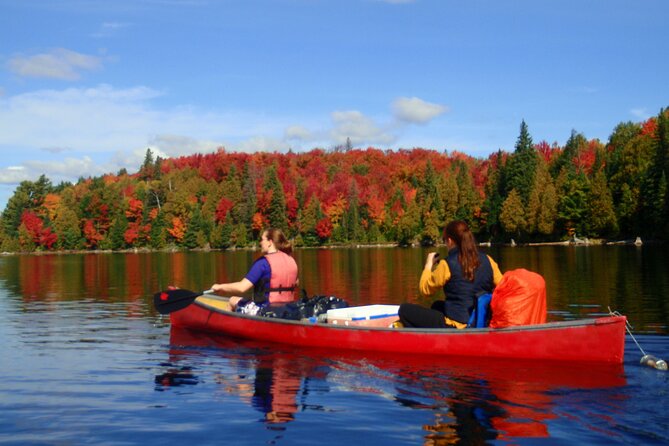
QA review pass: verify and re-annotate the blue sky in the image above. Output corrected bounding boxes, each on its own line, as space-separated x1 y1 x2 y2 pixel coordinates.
0 0 667 209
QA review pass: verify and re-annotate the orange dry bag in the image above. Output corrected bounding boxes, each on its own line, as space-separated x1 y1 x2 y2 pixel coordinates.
489 269 547 328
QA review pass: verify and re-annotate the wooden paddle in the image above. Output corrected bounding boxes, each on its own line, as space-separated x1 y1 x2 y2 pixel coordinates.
153 288 217 314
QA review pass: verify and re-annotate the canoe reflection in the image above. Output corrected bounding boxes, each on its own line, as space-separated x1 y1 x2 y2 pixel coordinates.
167 326 627 442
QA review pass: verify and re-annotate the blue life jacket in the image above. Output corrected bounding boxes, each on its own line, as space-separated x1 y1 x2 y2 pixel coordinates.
442 249 495 324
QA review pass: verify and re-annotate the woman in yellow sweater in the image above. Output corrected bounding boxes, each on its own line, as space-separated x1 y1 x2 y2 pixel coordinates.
398 220 503 328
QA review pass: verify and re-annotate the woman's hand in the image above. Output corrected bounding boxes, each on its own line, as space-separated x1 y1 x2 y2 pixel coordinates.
425 252 439 270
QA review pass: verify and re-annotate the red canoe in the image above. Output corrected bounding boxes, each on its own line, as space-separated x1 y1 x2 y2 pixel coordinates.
169 296 627 364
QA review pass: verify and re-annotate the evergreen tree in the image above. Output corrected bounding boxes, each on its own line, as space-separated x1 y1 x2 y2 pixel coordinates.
111 214 128 250
605 121 640 180
2 175 52 237
526 160 557 237
505 121 538 204
140 148 155 181
419 161 444 216
454 161 479 227
184 207 206 248
232 223 248 247
481 151 505 239
606 129 654 236
552 130 587 177
396 200 421 246
420 209 441 246
53 193 82 250
211 221 233 249
344 182 362 242
499 189 526 239
556 168 589 237
264 165 288 230
149 211 167 249
587 170 618 237
238 162 258 236
642 109 669 235
441 172 459 223
298 197 322 246
224 165 244 222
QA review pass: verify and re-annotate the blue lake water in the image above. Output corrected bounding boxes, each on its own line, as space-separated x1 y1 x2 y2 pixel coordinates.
1 246 668 444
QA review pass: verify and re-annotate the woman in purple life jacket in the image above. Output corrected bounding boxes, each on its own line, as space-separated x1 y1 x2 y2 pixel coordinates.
210 227 299 316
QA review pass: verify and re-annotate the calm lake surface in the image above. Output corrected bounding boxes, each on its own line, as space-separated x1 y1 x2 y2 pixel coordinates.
1 245 668 445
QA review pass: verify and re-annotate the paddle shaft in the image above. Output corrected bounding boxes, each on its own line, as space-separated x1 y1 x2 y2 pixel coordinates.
154 288 223 314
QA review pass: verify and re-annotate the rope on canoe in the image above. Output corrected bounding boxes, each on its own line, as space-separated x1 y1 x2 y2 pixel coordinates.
609 307 667 371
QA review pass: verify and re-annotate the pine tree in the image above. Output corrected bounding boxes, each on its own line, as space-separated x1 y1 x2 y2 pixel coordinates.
140 148 156 181
149 211 167 249
587 170 618 237
441 172 459 223
526 160 557 237
238 162 258 234
556 169 589 237
345 182 362 242
505 121 538 204
642 108 669 235
264 165 288 230
499 189 526 239
396 200 421 246
107 215 128 250
419 160 444 217
454 161 480 227
298 197 322 246
481 151 505 239
183 207 206 248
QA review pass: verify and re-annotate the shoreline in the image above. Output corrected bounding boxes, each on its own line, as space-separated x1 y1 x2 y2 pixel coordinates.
0 237 654 256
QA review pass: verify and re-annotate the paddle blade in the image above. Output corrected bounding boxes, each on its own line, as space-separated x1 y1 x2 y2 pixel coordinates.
153 288 201 314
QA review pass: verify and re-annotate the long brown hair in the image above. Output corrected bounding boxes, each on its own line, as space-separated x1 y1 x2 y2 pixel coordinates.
264 227 293 255
444 220 480 281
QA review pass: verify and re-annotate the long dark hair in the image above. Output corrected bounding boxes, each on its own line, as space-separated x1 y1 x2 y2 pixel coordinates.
444 220 480 281
264 227 293 256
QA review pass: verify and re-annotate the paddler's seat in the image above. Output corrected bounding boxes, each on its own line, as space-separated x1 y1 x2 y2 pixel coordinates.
467 293 492 328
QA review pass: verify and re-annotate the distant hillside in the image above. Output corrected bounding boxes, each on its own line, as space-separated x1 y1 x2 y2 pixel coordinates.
1 108 667 252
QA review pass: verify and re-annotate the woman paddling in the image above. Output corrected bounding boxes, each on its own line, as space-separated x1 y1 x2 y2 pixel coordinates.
211 227 298 315
398 220 503 329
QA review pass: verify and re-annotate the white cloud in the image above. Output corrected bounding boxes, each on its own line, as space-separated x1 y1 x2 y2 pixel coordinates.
330 110 396 146
236 136 290 152
0 156 118 185
630 108 650 120
8 48 103 81
0 84 449 192
284 125 313 141
0 85 164 153
92 22 132 38
148 134 222 158
0 84 305 187
0 166 31 184
41 146 72 154
23 156 109 179
392 96 448 124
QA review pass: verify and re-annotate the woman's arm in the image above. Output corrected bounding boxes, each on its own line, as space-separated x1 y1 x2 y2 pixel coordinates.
211 278 254 295
419 258 451 297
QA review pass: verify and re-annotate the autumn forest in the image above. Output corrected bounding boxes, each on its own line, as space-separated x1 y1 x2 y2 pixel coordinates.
2 107 668 252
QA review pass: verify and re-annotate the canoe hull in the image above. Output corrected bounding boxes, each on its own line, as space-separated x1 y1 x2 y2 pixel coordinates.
170 299 626 363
